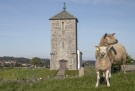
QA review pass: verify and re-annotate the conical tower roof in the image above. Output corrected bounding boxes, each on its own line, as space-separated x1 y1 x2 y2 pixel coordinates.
50 10 78 21
49 4 78 22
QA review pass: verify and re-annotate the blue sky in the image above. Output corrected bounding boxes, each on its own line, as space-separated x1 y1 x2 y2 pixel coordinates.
0 0 135 60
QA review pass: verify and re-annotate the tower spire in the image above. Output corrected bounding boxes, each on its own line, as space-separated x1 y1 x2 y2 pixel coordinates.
63 3 66 11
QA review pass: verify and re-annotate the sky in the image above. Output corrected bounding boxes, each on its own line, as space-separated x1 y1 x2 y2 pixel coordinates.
0 0 135 60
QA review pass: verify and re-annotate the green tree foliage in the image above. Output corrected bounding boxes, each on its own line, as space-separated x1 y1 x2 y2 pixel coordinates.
126 53 134 64
30 57 42 68
112 53 134 73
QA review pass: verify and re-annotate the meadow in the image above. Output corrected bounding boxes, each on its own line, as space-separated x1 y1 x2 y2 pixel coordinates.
0 67 135 91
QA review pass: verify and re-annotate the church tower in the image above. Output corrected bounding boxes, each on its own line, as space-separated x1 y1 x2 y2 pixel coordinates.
49 4 78 70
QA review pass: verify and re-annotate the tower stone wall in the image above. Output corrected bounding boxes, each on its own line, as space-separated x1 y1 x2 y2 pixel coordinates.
50 19 78 70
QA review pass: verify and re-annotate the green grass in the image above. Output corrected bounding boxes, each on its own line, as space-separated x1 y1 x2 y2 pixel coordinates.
0 68 57 80
65 70 78 77
0 68 135 91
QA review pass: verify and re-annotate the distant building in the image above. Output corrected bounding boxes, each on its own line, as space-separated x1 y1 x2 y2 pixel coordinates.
0 56 30 67
49 4 82 70
77 50 83 69
82 60 95 67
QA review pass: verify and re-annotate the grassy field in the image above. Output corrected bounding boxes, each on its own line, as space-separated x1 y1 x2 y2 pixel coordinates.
0 68 57 80
0 68 135 91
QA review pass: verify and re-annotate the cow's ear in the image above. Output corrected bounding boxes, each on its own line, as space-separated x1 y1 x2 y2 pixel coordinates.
95 46 100 51
104 33 107 38
112 33 115 35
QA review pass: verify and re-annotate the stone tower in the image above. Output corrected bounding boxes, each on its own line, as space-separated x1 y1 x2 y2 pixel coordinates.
49 4 78 70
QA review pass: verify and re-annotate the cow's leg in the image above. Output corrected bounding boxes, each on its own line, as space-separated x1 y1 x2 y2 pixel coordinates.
95 71 100 87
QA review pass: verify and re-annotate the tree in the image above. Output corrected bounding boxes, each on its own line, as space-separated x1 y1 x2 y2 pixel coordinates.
30 57 42 68
112 53 134 73
126 53 134 64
